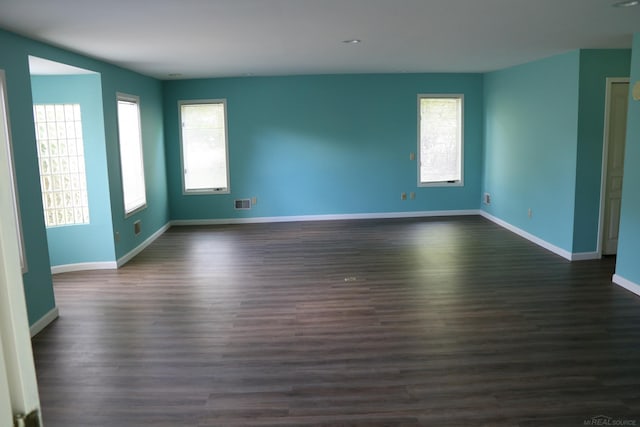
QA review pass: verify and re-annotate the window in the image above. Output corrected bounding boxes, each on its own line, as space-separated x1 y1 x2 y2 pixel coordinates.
33 103 90 227
418 95 463 186
116 94 146 215
1 70 27 271
179 100 229 193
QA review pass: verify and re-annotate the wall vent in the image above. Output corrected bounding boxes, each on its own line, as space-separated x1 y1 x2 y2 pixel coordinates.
234 199 251 210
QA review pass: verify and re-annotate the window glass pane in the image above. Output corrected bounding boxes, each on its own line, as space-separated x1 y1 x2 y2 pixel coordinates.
117 96 146 215
419 97 462 184
33 103 90 227
181 102 229 192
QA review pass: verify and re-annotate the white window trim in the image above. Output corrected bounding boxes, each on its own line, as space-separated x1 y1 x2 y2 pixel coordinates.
178 99 230 195
116 93 147 217
0 70 27 273
417 94 464 188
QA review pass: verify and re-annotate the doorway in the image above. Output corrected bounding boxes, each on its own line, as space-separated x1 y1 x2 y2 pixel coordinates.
599 78 630 256
28 56 116 272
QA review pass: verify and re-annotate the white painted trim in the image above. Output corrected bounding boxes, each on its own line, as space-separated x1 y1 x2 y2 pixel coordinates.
29 307 59 337
0 68 41 419
0 71 27 275
179 99 230 195
612 274 640 298
479 211 572 261
50 222 172 272
417 94 464 188
117 222 171 267
116 93 148 218
171 210 482 226
51 262 117 275
570 252 600 261
597 77 630 258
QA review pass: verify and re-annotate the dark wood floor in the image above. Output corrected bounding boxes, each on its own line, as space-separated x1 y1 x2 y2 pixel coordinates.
31 216 640 426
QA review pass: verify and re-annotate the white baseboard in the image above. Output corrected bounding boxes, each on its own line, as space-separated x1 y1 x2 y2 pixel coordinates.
479 211 573 261
171 209 482 226
612 274 640 298
51 261 117 275
117 222 171 267
571 252 600 261
30 307 59 337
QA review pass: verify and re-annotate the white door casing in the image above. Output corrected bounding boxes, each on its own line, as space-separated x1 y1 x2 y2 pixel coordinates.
0 336 13 427
601 80 630 256
0 69 42 423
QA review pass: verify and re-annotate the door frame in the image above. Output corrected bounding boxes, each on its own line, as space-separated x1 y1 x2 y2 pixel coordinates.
0 69 42 424
597 77 630 257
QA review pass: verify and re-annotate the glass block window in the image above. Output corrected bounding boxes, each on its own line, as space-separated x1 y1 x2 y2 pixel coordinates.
33 104 89 227
418 95 464 186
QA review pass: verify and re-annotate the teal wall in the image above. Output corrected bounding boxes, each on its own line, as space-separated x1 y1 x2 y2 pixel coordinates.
483 49 632 256
163 74 484 220
101 69 169 260
30 74 116 266
13 31 169 263
616 33 640 283
573 50 631 253
0 28 170 325
0 30 56 325
482 51 581 252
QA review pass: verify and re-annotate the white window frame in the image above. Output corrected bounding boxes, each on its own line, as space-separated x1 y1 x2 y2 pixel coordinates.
178 99 230 195
0 70 27 273
417 94 464 187
116 93 147 217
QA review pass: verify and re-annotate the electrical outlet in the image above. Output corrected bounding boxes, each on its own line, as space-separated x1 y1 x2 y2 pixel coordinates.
410 192 415 200
409 152 415 161
528 208 532 218
115 231 120 242
483 193 491 205
252 196 257 205
401 192 407 200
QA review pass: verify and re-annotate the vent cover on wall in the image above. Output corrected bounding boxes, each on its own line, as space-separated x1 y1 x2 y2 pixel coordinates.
234 199 251 210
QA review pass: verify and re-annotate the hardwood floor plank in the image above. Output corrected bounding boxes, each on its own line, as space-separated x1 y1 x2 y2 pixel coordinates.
31 216 640 426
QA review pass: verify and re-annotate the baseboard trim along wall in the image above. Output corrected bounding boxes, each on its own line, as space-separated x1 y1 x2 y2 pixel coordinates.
49 223 172 273
571 252 600 261
30 306 59 337
479 211 574 261
117 222 171 267
51 261 118 275
170 210 482 226
612 274 640 298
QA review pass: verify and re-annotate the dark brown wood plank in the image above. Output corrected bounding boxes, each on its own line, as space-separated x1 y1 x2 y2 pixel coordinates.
31 216 640 426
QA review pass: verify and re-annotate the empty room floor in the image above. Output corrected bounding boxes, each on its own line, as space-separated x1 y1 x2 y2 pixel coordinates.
31 216 640 426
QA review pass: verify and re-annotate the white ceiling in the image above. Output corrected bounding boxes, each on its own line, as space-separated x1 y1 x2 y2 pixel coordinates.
1 0 639 80
28 56 95 75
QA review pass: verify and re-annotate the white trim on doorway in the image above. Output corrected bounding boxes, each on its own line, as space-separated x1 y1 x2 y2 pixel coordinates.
597 77 630 257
